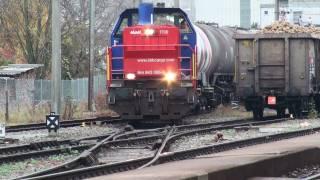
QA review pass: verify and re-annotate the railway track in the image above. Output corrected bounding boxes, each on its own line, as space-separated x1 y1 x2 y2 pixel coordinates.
18 122 320 180
13 116 299 180
303 173 320 180
1 115 281 165
6 116 122 132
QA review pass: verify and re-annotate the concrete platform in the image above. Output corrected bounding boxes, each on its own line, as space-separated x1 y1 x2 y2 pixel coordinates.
90 133 320 180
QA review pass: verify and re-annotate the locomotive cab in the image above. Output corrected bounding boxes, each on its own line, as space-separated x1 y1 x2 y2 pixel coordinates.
107 4 197 121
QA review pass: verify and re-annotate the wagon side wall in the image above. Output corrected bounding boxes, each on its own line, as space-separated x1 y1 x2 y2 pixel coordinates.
235 34 320 98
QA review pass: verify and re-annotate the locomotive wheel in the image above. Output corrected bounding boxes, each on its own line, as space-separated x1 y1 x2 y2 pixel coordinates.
276 108 286 118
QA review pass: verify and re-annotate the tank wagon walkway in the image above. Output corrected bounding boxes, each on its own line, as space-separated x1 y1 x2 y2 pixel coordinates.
90 133 320 180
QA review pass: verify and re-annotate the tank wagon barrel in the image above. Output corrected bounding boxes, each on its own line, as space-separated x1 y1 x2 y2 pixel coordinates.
194 24 235 86
193 24 236 107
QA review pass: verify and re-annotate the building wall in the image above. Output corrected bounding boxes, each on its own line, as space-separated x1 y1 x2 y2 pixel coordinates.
258 0 320 27
141 0 196 22
288 0 320 25
196 0 240 26
241 0 251 28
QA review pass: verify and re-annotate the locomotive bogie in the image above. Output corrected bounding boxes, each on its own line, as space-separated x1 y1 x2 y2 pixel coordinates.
108 80 197 120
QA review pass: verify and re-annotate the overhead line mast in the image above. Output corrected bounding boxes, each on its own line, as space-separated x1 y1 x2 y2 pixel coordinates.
51 0 61 115
88 0 95 111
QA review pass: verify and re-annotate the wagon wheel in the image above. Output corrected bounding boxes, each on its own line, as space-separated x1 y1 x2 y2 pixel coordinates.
276 108 286 118
253 108 264 121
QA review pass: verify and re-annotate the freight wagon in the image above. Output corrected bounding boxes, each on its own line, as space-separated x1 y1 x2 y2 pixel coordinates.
235 33 320 119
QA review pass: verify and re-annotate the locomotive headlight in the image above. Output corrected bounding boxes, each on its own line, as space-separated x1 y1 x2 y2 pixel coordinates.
164 72 177 82
126 73 136 80
144 28 155 36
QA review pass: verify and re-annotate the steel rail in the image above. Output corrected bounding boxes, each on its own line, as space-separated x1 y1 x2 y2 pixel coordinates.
138 127 175 169
21 125 320 180
3 116 286 165
16 117 292 179
6 116 122 132
302 172 320 180
15 131 167 179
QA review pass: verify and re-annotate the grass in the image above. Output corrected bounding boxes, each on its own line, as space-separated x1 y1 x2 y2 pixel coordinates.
0 152 80 179
0 161 26 177
0 93 118 125
211 105 252 118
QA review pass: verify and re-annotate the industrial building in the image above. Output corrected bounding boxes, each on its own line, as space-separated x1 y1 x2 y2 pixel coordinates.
196 0 320 28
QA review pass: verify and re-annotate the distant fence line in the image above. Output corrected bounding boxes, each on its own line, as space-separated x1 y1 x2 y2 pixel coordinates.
0 74 106 107
34 74 107 103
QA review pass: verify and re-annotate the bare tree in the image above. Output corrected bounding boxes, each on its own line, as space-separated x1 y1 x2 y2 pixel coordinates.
0 0 51 78
0 0 135 78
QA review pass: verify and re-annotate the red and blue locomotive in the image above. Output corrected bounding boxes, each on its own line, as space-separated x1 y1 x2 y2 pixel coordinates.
107 3 235 122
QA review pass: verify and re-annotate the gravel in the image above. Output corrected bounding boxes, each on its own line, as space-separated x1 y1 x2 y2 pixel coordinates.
285 164 320 178
182 105 276 125
0 151 79 180
1 125 117 146
98 147 155 164
170 119 320 152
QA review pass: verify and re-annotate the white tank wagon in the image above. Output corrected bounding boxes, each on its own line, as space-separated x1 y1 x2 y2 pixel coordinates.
194 23 237 106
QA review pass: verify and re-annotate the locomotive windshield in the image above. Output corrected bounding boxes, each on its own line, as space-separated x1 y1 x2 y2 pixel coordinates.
154 12 191 33
114 12 191 36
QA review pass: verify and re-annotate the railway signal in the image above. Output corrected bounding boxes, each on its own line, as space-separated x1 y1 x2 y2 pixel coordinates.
46 112 60 133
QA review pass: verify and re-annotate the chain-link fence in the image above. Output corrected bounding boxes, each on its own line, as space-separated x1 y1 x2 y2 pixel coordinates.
0 74 107 124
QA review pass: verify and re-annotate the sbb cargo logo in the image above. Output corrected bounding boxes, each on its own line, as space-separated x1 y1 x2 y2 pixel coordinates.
137 58 175 63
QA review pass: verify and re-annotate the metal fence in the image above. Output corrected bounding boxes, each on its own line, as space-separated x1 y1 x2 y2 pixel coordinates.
34 74 107 103
0 74 107 123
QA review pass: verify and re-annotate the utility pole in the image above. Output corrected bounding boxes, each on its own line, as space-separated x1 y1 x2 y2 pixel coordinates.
52 0 61 115
275 0 280 21
88 0 95 111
